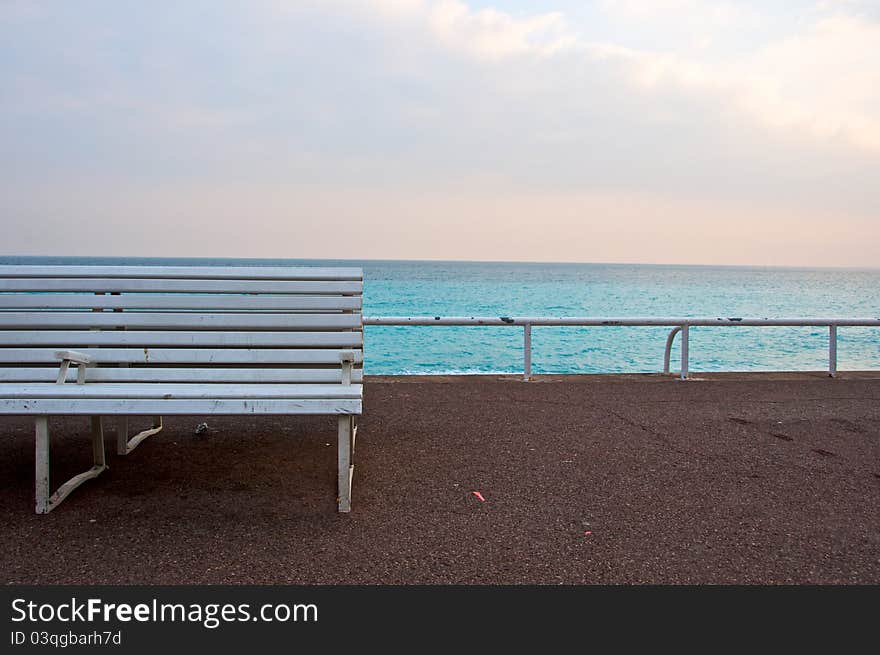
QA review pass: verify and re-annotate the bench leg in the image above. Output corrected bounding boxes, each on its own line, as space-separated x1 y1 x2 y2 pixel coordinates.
35 417 50 514
35 416 109 514
351 417 358 458
337 415 355 513
117 415 163 455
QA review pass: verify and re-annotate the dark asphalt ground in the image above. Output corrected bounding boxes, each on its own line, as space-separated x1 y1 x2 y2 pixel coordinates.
1 373 878 584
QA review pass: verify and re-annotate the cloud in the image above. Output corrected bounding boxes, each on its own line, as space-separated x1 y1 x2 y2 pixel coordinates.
601 10 880 151
735 15 880 150
599 0 760 28
424 1 574 60
0 0 878 264
359 0 880 152
331 0 575 60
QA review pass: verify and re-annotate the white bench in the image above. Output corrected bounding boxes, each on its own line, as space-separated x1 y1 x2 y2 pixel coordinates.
0 265 363 513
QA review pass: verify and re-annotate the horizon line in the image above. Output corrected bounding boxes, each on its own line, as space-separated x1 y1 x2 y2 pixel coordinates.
1 254 879 273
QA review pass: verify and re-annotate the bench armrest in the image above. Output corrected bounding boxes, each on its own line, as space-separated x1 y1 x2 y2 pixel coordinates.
55 350 93 384
340 351 354 385
55 350 92 365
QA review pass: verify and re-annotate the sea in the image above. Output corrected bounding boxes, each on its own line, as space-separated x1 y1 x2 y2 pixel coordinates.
2 256 878 375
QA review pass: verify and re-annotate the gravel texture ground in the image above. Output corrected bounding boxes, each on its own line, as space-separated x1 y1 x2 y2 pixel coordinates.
1 373 878 584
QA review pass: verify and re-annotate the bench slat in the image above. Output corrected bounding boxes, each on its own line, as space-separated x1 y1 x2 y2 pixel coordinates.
0 348 363 365
0 330 362 348
0 312 362 330
0 398 362 415
0 279 363 294
0 294 362 311
0 367 364 384
0 383 362 399
0 265 363 281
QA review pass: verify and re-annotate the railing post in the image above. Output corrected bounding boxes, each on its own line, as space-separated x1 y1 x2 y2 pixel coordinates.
663 326 682 374
828 325 837 378
680 324 689 380
523 323 532 381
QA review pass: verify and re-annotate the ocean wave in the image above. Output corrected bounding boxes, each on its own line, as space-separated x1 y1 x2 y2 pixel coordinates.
385 368 520 376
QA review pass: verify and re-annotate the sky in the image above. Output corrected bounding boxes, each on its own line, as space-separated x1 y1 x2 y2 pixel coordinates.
1 0 878 266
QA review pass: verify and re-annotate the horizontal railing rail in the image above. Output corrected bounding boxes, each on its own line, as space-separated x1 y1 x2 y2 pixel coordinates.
362 317 880 380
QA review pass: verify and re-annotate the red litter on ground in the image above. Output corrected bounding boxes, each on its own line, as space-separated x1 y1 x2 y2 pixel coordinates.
471 491 486 502
584 531 593 537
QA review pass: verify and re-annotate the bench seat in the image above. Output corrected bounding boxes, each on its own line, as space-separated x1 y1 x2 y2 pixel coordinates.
0 383 364 400
0 384 362 416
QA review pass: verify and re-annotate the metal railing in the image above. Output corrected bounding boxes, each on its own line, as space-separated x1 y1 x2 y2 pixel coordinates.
362 316 880 380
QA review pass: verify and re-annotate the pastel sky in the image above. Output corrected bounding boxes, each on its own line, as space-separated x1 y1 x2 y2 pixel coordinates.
2 0 878 266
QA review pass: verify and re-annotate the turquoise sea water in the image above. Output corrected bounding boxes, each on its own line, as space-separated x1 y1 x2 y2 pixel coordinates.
2 256 879 375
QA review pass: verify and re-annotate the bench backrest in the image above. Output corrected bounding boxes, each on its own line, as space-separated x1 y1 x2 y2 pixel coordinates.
0 265 363 385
